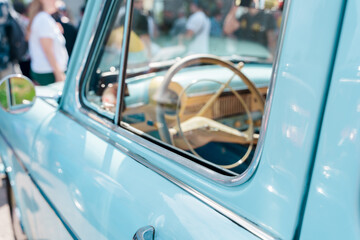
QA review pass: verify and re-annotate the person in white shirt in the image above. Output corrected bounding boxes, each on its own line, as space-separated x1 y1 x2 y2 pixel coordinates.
184 1 210 55
27 0 68 85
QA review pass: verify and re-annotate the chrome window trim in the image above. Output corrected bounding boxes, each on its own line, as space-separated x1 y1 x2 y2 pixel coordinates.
65 107 280 240
120 121 237 177
70 0 106 111
226 0 293 185
72 0 292 238
75 0 292 185
73 0 117 117
115 0 134 125
115 0 293 186
82 98 115 119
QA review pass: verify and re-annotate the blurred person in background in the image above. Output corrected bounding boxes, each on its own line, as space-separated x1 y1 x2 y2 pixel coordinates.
13 0 31 78
0 0 12 79
77 4 85 30
52 0 78 57
209 9 223 37
182 0 210 54
223 0 277 57
169 8 187 37
27 0 68 85
119 0 151 58
131 0 151 58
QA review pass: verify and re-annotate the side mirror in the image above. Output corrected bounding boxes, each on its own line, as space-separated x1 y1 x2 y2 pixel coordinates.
0 75 36 114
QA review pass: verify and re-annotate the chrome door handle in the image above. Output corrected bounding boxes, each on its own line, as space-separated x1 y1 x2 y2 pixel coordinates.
133 226 155 240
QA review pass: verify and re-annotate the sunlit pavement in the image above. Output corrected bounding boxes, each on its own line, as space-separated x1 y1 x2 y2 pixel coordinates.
0 177 14 240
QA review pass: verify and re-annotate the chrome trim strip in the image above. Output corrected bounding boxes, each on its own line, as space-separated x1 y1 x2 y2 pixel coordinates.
75 0 293 185
112 0 293 186
115 0 134 125
119 122 237 177
71 0 293 238
82 97 115 119
64 108 280 240
5 78 11 107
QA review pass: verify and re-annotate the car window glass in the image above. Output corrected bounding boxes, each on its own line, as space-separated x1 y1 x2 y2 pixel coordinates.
83 1 127 116
87 0 284 176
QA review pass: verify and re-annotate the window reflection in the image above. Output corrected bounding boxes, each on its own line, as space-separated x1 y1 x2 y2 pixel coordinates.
123 0 284 72
84 0 284 176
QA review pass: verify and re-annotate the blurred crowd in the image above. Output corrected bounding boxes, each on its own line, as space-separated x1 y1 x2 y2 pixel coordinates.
116 0 284 65
0 0 284 86
0 0 85 85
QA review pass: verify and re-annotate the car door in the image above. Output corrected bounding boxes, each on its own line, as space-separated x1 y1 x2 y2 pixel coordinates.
29 0 346 239
29 0 264 239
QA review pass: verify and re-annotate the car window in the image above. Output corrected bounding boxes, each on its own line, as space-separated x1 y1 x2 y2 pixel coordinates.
83 1 127 117
83 0 284 178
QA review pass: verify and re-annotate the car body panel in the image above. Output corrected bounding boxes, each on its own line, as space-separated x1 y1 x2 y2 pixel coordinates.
0 0 358 239
32 110 262 239
301 0 360 238
60 0 346 239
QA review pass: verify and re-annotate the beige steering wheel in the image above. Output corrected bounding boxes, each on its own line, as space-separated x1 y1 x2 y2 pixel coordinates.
153 54 265 169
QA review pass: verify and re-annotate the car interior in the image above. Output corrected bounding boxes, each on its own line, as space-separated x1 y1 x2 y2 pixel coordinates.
84 0 283 175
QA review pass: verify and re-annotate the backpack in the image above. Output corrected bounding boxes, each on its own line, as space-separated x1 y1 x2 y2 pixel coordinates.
6 9 28 61
0 1 10 69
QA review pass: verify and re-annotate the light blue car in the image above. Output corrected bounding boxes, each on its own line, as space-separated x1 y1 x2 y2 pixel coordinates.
0 0 359 239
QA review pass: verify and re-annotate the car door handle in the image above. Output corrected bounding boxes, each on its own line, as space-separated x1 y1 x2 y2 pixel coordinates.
133 226 155 240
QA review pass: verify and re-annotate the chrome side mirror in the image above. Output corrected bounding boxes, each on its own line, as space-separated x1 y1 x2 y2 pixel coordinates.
0 74 36 114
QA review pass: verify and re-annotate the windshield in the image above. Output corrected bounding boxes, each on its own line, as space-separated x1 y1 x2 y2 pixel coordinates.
116 0 284 73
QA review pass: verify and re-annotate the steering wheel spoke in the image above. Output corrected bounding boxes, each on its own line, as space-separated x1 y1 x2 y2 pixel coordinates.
155 54 265 169
171 116 253 149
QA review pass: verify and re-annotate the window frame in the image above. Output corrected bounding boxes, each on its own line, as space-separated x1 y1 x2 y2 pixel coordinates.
79 0 126 121
78 0 291 186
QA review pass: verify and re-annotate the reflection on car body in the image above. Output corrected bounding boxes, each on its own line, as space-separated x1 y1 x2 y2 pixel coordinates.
0 0 359 239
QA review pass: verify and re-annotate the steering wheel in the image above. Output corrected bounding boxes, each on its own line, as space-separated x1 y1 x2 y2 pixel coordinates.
153 54 265 169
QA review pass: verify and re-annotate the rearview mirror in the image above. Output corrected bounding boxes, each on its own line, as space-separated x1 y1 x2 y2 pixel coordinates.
0 75 36 114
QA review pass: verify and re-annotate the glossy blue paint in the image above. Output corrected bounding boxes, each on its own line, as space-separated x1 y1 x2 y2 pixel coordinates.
0 0 358 239
0 133 35 238
0 99 74 239
31 110 260 239
0 95 63 238
57 0 348 238
301 0 360 238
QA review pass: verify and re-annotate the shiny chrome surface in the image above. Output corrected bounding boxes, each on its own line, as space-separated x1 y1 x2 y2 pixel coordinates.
32 107 264 239
0 74 36 113
226 0 293 185
69 0 347 239
76 107 279 240
250 0 346 237
115 0 134 125
76 0 294 187
0 0 356 239
133 226 155 240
